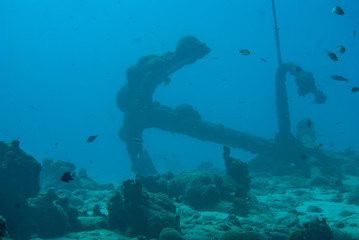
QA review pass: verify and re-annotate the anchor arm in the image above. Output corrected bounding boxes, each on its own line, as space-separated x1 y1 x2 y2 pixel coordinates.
148 103 274 154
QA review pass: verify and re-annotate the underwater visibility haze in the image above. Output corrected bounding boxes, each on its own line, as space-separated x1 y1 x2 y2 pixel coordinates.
1 0 359 239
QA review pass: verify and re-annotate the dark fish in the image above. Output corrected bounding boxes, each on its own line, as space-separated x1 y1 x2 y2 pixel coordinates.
337 45 345 54
300 154 307 160
352 87 359 92
332 6 344 15
354 30 356 38
318 143 323 148
260 57 268 63
61 172 75 183
238 49 250 55
331 75 348 81
328 52 338 61
86 135 98 143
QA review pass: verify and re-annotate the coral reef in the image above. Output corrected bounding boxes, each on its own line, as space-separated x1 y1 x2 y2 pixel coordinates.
0 140 41 240
150 169 251 216
1 138 359 239
107 178 179 239
0 140 110 239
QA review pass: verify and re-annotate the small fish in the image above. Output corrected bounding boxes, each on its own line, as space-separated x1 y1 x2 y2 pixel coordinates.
354 30 357 38
331 75 348 81
133 137 144 143
260 57 268 63
328 52 338 61
352 87 359 92
337 45 345 54
300 154 307 160
238 49 250 55
86 135 98 143
61 172 75 183
332 6 344 15
318 143 323 148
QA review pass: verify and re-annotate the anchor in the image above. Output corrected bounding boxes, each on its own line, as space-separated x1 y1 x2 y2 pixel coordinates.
116 35 273 174
116 1 345 177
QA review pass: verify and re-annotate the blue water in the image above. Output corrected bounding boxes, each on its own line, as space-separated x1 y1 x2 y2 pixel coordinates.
1 0 358 183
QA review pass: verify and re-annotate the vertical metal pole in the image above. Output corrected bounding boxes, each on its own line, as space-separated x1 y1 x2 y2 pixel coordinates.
272 0 292 142
272 0 282 66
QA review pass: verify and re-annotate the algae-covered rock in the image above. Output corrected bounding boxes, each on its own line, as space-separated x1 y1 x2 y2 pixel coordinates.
28 189 70 238
36 203 68 238
288 218 333 240
107 178 179 239
167 171 222 211
346 186 359 206
78 216 110 231
219 230 265 240
0 216 9 238
0 140 41 199
223 146 250 198
159 227 182 240
304 218 333 240
0 140 41 240
137 172 173 194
